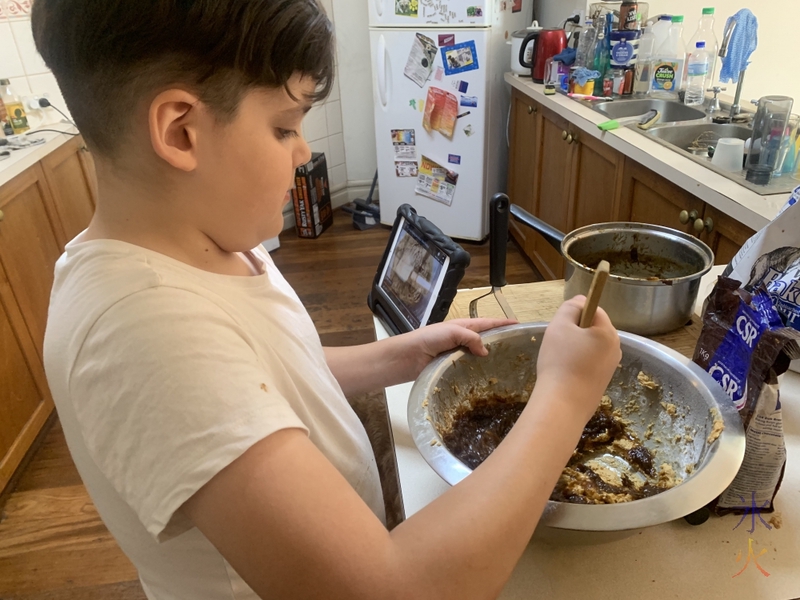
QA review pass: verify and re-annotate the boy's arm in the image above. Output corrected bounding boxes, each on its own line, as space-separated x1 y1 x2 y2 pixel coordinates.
183 298 621 600
323 317 515 397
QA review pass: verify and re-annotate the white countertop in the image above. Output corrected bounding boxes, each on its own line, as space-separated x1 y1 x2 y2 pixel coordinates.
375 268 800 600
505 74 791 233
0 124 80 188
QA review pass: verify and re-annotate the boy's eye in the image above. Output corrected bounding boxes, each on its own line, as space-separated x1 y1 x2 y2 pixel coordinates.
278 128 299 139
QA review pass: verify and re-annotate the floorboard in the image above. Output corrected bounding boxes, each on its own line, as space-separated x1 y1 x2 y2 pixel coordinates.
0 208 539 596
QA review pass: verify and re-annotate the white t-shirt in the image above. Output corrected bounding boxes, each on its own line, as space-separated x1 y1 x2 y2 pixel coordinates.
43 239 385 599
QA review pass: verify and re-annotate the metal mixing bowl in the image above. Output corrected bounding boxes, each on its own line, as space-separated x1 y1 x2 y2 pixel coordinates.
408 323 745 531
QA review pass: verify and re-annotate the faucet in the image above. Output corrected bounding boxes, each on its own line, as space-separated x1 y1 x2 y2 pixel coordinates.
719 18 746 120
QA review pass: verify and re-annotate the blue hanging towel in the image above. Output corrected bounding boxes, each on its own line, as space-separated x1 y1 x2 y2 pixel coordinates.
719 9 758 84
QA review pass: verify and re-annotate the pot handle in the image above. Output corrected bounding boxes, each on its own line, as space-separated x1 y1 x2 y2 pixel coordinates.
489 193 509 288
509 203 565 252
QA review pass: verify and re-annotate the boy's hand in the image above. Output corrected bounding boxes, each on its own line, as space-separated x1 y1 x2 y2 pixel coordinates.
535 296 621 422
401 317 516 380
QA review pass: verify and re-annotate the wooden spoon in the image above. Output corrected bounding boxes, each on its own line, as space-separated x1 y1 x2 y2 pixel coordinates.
579 260 610 328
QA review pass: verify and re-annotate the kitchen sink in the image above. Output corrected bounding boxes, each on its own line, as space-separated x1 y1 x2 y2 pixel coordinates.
593 98 707 123
645 123 751 149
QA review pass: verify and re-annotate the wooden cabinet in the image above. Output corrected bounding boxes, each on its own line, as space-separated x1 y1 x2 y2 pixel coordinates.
507 91 756 276
0 135 95 494
507 89 541 261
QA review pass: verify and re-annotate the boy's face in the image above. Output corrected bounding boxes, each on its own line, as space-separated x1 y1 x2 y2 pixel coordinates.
194 75 314 250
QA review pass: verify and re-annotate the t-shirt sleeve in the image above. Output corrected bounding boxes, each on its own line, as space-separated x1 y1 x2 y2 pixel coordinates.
69 286 308 542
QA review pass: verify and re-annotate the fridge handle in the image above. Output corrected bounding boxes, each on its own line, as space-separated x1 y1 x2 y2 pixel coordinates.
374 0 383 17
377 35 388 108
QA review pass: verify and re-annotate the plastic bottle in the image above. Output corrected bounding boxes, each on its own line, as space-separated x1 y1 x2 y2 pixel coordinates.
650 15 672 55
576 19 597 68
633 26 655 96
684 42 710 106
650 15 686 99
687 8 719 83
0 79 30 135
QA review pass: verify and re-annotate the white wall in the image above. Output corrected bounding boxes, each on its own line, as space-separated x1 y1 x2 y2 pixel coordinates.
533 0 585 28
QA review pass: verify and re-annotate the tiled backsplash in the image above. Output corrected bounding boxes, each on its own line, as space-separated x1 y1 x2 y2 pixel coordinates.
0 2 71 127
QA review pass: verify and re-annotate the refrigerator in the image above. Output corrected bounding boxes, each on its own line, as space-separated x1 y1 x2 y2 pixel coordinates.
369 0 534 241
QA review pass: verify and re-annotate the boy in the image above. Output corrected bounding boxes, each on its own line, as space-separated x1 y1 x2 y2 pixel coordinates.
36 1 621 598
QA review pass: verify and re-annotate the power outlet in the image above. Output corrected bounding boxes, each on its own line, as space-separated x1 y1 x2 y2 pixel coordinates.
24 93 51 111
569 9 586 24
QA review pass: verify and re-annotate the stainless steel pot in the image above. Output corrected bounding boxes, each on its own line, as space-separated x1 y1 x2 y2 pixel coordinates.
409 323 746 531
509 205 715 336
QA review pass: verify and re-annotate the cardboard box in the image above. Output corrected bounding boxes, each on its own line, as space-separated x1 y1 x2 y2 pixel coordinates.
291 152 333 239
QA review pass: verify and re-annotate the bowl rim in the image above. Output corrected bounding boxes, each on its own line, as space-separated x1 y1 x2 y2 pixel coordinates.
408 323 746 531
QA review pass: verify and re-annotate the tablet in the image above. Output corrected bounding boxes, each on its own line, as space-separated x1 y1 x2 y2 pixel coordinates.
368 204 470 334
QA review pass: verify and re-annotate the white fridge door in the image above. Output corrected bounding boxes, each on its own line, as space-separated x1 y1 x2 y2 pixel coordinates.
370 28 489 240
369 0 493 27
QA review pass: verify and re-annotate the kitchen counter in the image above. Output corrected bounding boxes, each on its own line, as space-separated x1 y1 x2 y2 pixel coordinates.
0 124 80 188
504 74 790 233
375 269 800 599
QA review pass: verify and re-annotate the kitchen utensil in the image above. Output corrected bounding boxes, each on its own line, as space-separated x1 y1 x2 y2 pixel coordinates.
469 194 517 320
508 205 714 335
408 322 745 531
579 259 609 327
597 108 660 131
519 28 567 84
710 137 745 172
509 22 541 76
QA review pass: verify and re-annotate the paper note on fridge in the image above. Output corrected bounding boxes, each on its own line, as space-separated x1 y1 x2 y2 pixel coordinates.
422 87 458 139
404 33 438 88
416 155 459 206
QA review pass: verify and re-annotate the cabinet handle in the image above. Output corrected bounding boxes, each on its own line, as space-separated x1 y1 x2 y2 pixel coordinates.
693 218 705 233
566 133 574 144
0 209 4 222
703 217 714 233
527 105 534 114
679 209 699 224
562 130 568 140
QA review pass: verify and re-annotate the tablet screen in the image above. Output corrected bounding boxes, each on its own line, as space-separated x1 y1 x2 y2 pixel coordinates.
377 216 451 329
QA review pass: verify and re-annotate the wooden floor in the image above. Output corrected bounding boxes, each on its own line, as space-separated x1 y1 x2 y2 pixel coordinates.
0 208 539 599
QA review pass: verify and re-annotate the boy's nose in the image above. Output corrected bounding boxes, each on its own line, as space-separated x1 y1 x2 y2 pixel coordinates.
295 137 312 167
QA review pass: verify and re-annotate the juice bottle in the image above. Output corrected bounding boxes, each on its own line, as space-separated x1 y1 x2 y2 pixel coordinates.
0 79 30 135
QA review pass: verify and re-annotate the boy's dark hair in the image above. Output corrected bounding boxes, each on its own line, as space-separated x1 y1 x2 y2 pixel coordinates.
32 0 334 157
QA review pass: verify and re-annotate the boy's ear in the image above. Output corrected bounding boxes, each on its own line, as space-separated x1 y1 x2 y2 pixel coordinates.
148 89 203 172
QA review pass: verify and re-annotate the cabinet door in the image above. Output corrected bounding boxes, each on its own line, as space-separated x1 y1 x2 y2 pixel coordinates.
568 130 623 229
40 137 97 246
532 108 573 279
700 204 756 265
0 265 53 492
619 157 706 236
0 164 63 359
507 90 541 259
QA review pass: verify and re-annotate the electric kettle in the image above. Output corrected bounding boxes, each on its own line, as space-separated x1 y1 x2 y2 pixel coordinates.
519 28 567 83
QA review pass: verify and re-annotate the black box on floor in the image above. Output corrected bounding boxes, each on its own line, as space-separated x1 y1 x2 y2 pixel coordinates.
292 152 333 239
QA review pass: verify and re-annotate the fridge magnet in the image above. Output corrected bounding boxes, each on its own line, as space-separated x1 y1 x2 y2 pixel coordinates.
395 161 419 177
459 95 478 107
463 124 474 136
395 0 418 17
466 6 483 17
512 0 522 12
415 155 459 206
403 32 438 88
422 87 458 139
441 40 479 76
457 110 471 119
409 99 417 110
438 33 455 47
391 129 417 161
434 66 444 82
450 79 469 93
447 154 461 165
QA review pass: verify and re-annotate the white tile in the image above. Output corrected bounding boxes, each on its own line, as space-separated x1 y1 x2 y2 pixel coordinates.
0 22 25 78
27 72 71 123
327 132 345 167
4 1 32 19
10 17 48 75
302 104 327 142
325 100 342 135
329 163 346 191
308 136 329 162
8 74 29 94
